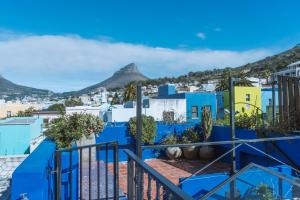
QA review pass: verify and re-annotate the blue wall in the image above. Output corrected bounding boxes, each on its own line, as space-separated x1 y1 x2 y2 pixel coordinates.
185 92 217 123
211 126 300 170
180 165 294 199
0 117 43 155
11 139 78 200
96 122 196 162
158 84 176 97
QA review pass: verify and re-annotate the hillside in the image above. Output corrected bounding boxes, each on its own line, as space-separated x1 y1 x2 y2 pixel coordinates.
62 63 149 96
142 44 300 86
0 75 52 99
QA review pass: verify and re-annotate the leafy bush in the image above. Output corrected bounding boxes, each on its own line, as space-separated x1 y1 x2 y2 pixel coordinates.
17 107 36 117
181 128 201 144
235 113 258 129
64 98 84 107
45 113 104 148
47 103 65 113
128 115 157 144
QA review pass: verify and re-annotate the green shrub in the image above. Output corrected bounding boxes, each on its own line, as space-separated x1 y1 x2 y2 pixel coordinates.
128 115 157 144
45 113 104 148
181 128 200 144
235 113 258 129
162 134 179 145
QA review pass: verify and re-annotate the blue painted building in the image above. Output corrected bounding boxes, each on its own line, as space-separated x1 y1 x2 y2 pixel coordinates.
261 87 278 113
157 84 176 97
0 117 43 155
153 85 217 123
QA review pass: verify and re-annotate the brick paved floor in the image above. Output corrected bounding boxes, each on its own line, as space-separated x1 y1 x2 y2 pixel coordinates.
109 158 231 199
80 161 125 200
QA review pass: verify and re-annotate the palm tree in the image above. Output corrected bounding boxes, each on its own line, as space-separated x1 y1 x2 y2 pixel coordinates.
123 83 137 102
216 70 253 91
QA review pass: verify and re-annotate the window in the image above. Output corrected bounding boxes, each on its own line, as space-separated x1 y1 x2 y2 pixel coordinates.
246 94 250 101
192 106 198 118
6 111 11 118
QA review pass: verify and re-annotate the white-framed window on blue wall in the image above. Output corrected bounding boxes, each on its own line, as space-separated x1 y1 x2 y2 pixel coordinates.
192 106 198 118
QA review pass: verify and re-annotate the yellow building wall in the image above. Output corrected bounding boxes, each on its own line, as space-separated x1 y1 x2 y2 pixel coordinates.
224 87 261 115
0 102 42 119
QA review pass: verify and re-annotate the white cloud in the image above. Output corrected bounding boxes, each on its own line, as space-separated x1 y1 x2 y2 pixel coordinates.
0 32 276 92
196 32 206 40
214 28 222 32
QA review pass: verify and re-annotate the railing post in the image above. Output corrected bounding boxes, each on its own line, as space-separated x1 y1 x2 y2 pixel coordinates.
135 83 143 199
272 75 276 125
127 158 135 199
113 143 119 200
55 150 61 200
229 77 236 199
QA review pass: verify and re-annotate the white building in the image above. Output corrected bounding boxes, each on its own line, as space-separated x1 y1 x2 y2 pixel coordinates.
66 106 102 117
145 98 186 122
32 111 62 124
102 98 186 123
246 77 267 87
275 61 300 77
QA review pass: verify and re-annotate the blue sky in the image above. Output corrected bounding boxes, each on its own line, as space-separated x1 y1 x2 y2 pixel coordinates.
0 0 299 92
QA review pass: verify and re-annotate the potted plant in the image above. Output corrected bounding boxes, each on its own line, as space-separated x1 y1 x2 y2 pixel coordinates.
128 115 157 144
199 106 215 160
162 134 182 160
181 128 200 159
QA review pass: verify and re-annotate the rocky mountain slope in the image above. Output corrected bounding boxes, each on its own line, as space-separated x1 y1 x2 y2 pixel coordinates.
0 75 52 99
62 63 149 96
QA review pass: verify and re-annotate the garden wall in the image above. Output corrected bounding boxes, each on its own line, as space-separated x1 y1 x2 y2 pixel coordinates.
211 126 300 169
11 139 78 200
96 122 196 162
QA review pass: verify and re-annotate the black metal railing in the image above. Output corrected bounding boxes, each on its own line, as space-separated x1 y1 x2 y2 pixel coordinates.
124 149 194 200
55 141 119 200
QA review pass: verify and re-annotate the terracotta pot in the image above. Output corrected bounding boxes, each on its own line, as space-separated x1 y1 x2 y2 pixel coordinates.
77 134 96 162
182 146 198 159
165 147 182 160
199 146 215 160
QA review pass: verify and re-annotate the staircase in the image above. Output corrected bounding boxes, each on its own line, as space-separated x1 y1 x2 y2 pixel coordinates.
0 155 28 200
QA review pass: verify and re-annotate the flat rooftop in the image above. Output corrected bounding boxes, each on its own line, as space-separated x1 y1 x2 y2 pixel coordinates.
0 118 37 125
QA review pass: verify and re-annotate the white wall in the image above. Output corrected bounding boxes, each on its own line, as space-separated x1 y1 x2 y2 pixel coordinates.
104 98 186 123
110 108 137 122
146 98 186 121
66 106 101 117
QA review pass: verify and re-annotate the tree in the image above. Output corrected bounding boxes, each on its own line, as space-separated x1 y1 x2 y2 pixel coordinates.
47 103 65 113
111 93 121 105
44 113 104 148
216 70 253 91
123 83 136 102
128 115 157 144
17 107 36 117
65 98 84 107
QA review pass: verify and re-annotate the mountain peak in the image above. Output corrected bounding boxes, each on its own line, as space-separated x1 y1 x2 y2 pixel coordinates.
117 63 139 74
64 63 149 95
